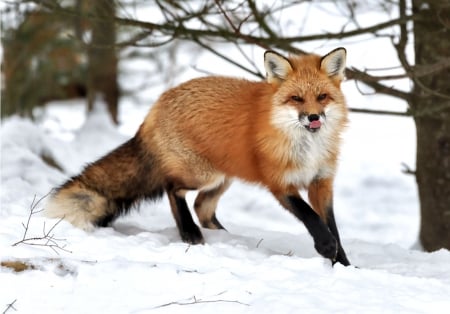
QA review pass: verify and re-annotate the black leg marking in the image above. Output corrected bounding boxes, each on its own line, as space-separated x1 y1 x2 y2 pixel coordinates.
326 207 350 266
286 195 338 262
175 195 204 244
210 213 226 230
167 188 204 244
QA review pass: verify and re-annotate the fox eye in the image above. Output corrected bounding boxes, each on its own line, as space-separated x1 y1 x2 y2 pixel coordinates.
317 93 328 101
291 95 304 102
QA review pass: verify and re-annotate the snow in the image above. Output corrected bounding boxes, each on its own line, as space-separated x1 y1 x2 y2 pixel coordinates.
2 92 449 314
2 3 450 313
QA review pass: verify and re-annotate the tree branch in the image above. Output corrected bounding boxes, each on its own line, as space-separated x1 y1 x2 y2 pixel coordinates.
349 108 409 116
30 0 446 115
33 0 418 49
346 68 412 101
192 38 264 78
394 0 412 73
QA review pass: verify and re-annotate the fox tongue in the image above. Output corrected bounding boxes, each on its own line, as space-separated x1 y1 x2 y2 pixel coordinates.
309 120 321 129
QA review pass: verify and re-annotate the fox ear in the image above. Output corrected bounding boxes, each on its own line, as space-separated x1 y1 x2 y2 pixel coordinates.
320 47 346 80
264 51 293 83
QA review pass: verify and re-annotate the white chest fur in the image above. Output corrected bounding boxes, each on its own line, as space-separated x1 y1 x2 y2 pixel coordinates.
271 105 343 187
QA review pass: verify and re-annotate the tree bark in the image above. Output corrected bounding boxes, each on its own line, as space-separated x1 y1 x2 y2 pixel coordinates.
87 0 119 124
412 0 450 251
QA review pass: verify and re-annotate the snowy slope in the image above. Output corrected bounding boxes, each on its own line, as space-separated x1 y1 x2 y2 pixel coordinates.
1 96 450 314
1 2 449 310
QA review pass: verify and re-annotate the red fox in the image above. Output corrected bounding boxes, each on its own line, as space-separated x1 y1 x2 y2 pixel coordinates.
45 48 350 266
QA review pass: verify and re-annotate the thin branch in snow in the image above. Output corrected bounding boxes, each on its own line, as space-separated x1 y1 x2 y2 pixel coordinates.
256 238 263 248
12 193 72 254
2 299 17 314
20 194 45 240
152 295 249 309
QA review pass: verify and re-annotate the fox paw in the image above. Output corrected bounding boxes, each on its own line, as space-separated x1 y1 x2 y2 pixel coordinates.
180 226 205 245
201 214 226 230
314 236 338 261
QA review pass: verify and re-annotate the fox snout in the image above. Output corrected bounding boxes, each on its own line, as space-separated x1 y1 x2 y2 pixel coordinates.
300 113 324 132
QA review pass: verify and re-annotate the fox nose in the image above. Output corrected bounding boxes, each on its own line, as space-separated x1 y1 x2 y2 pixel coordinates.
308 114 320 122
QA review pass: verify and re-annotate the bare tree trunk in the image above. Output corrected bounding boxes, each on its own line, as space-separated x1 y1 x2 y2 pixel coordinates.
87 0 119 124
412 0 450 251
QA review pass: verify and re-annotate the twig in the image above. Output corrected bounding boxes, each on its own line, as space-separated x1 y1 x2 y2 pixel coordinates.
213 0 271 50
284 250 294 256
12 194 72 254
349 108 410 117
152 295 249 309
401 162 416 175
2 299 17 314
192 38 264 78
347 68 412 101
19 194 45 242
13 217 71 254
256 238 263 248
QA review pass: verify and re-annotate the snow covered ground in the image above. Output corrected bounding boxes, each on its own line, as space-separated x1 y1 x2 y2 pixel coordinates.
2 86 450 313
1 2 450 312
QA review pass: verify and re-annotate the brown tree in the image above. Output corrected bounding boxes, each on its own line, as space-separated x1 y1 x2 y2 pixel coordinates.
86 0 119 124
1 5 87 118
411 0 450 251
1 1 119 123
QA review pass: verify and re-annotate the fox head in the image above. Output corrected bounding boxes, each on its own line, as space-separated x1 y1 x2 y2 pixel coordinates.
264 48 348 135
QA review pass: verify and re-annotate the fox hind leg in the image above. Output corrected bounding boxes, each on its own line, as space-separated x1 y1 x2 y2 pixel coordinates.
194 178 231 230
166 185 204 244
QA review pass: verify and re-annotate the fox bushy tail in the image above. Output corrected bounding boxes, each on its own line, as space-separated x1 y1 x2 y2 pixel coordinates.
45 131 164 229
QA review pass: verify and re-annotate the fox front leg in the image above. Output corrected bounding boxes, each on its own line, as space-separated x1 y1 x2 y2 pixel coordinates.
325 206 350 266
284 195 340 263
308 178 350 266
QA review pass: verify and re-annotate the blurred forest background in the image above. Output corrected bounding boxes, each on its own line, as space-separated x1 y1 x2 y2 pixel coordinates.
1 0 449 250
